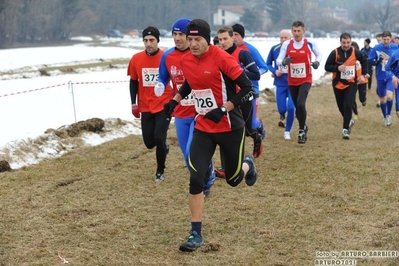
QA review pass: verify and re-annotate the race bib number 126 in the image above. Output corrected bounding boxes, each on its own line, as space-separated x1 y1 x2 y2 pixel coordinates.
192 88 217 115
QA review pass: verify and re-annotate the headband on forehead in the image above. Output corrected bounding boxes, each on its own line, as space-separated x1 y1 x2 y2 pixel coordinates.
186 25 211 44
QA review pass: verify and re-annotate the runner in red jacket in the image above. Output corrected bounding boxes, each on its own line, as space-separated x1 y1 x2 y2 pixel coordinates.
163 19 258 252
127 26 172 182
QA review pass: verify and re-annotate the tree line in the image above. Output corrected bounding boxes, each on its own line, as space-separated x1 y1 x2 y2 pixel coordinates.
0 0 397 49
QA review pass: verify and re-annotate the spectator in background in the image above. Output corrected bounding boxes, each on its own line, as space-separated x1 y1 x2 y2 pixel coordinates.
127 26 172 182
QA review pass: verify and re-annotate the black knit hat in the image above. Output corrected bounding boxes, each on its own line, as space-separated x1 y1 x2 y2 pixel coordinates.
142 26 160 43
232 23 245 38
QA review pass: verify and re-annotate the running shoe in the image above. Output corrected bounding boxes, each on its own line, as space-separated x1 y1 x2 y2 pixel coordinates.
353 114 359 120
154 172 164 182
376 101 381 108
214 167 225 178
342 129 350 139
298 131 306 144
386 115 392 126
348 119 354 134
297 125 308 144
279 114 286 128
179 231 204 252
253 133 263 158
243 155 257 186
284 131 291 140
362 101 366 106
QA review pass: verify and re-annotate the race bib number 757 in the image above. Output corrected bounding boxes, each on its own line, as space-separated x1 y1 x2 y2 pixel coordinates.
290 63 306 78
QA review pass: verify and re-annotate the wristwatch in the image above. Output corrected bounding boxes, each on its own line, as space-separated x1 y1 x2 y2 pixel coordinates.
220 106 227 113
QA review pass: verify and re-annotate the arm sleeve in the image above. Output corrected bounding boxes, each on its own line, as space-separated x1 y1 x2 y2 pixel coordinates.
230 72 254 107
240 51 260 80
324 50 339 73
367 47 378 66
177 80 192 99
266 48 277 75
247 45 268 75
276 41 289 67
129 79 139 104
158 53 170 87
311 42 323 62
385 53 399 78
357 50 368 76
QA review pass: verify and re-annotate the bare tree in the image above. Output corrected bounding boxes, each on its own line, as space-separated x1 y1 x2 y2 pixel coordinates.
0 0 7 48
280 0 318 29
355 0 399 32
374 0 399 31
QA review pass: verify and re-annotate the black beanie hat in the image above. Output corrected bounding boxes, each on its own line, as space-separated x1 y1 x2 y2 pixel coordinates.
142 26 160 43
232 23 245 38
186 24 211 44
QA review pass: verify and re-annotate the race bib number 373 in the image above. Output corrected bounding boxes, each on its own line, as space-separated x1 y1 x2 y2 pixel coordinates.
142 68 159 87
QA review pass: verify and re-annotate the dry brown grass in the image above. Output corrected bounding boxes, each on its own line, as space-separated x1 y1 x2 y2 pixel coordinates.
1 83 399 265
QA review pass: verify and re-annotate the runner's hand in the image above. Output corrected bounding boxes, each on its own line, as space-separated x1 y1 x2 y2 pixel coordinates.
131 104 140 118
204 107 227 123
154 82 165 97
164 100 178 116
311 61 320 69
392 76 399 89
282 56 292 66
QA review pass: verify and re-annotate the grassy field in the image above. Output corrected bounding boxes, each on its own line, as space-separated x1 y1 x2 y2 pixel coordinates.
1 82 399 265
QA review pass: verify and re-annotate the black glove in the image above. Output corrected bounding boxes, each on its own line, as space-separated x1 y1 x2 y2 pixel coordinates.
311 61 320 69
204 107 227 123
282 56 292 66
163 100 178 116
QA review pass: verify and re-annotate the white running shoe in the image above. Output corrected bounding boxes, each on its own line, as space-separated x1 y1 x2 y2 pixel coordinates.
342 129 350 139
348 119 354 133
386 115 392 126
154 172 164 182
284 131 291 140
